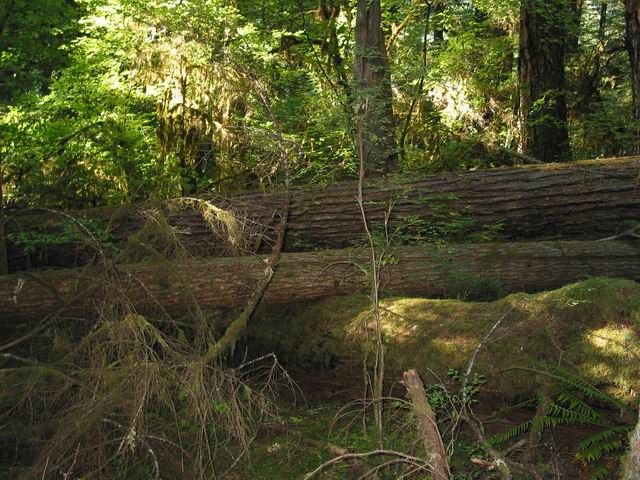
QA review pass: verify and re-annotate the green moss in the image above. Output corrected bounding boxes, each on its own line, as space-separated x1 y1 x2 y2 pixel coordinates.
249 277 640 401
220 402 419 480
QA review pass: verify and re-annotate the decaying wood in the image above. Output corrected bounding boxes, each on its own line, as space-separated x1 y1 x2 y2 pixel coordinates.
1 240 639 324
0 148 7 275
5 156 640 271
402 369 451 479
622 405 640 480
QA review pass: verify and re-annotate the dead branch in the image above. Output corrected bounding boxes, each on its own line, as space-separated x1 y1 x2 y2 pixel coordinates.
303 449 432 480
203 195 289 365
622 404 640 480
597 224 640 241
402 369 452 480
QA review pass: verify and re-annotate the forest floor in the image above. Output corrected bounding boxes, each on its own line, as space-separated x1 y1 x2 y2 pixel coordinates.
216 277 640 479
219 398 593 479
2 277 639 479
249 277 640 402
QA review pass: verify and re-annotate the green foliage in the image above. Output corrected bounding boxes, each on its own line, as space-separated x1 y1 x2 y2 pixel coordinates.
1 0 172 206
1 0 637 206
7 218 111 255
0 0 83 103
426 368 487 412
489 364 633 479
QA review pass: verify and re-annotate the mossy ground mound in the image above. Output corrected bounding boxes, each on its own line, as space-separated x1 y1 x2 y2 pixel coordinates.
250 277 640 400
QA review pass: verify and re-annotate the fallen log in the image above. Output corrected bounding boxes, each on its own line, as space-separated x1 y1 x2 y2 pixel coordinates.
1 240 639 324
5 156 640 272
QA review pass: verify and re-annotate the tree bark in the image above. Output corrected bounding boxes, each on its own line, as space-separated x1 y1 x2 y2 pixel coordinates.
432 0 445 44
6 156 639 272
403 369 451 480
7 157 640 272
0 146 8 275
353 0 397 174
2 240 639 324
574 2 606 116
519 0 571 162
622 405 640 480
566 0 583 54
625 0 640 153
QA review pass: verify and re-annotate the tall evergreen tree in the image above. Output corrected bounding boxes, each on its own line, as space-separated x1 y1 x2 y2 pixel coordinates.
353 0 397 175
518 0 572 162
624 0 640 153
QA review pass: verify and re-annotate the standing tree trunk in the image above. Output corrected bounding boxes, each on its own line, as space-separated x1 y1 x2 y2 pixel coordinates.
432 0 445 44
0 146 8 275
519 0 571 162
574 2 607 116
567 0 583 53
353 0 397 175
625 0 640 154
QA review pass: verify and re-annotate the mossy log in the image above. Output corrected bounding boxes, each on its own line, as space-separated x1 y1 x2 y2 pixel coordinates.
248 278 640 400
6 156 640 271
1 240 639 324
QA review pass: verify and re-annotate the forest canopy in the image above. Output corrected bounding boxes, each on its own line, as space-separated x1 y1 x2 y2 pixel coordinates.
1 0 638 208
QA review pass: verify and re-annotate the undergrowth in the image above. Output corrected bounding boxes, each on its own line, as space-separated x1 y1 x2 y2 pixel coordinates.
489 364 633 479
0 204 289 480
0 305 288 479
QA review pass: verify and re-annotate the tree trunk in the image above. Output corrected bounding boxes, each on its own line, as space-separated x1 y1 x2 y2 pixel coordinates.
574 2 606 116
519 0 571 162
353 0 397 174
566 0 583 54
432 0 445 44
5 156 639 272
2 240 639 324
625 0 640 154
0 147 8 276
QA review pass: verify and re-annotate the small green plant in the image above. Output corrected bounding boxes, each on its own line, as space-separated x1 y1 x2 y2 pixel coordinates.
393 208 502 246
426 369 487 412
489 364 632 479
445 269 505 301
7 218 112 255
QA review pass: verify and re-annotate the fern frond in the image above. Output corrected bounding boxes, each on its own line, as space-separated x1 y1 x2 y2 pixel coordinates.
488 421 531 446
588 463 612 480
554 391 605 422
578 425 631 450
577 439 624 463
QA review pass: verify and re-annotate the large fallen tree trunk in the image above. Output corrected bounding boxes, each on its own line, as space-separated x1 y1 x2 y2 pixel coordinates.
5 157 640 272
2 240 639 324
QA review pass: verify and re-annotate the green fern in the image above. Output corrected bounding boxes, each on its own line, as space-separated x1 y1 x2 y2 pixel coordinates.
488 420 531 446
588 463 614 480
491 364 632 479
514 365 627 412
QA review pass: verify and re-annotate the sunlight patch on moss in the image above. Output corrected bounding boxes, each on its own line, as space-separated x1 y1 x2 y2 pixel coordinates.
250 277 640 401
